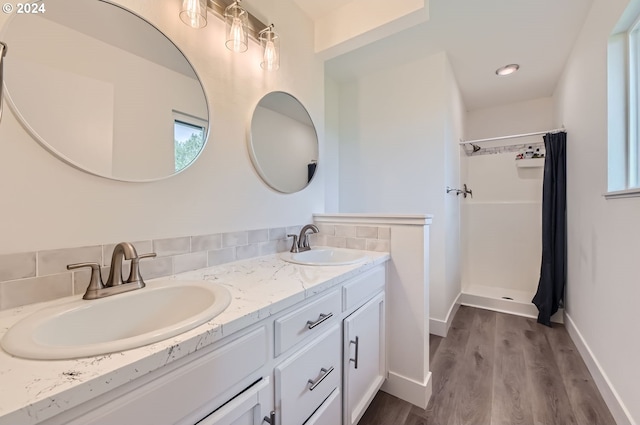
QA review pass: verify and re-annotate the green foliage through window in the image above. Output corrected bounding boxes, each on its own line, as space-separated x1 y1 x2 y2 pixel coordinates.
174 120 205 172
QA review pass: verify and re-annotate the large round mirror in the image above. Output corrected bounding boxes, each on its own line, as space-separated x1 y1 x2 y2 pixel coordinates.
249 92 318 193
1 0 209 181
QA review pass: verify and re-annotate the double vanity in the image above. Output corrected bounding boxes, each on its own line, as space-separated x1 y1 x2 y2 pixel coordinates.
0 247 389 425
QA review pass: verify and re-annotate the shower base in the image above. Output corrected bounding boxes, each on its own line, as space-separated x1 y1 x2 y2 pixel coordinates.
460 284 564 324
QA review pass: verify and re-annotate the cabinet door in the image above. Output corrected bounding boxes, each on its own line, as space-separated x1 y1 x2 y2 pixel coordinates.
196 377 272 425
343 292 386 425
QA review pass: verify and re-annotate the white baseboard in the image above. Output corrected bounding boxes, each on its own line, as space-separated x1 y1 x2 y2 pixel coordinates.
564 313 636 425
429 294 461 337
381 371 432 409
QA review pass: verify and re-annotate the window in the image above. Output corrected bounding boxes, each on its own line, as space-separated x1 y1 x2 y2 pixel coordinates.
607 0 640 197
173 111 207 172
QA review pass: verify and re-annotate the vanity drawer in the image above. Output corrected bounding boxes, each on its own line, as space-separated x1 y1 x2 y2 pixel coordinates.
275 326 341 425
342 265 385 311
274 291 340 356
60 327 268 425
304 388 341 425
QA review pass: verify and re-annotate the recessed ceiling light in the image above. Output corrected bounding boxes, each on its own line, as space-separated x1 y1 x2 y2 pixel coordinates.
495 64 520 76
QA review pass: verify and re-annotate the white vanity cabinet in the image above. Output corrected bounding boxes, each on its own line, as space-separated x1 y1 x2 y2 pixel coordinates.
22 260 388 425
343 292 386 425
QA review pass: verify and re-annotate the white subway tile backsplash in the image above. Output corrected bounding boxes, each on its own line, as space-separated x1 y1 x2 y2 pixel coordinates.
268 227 286 240
248 229 269 243
153 237 190 257
236 244 259 260
222 231 248 248
366 239 390 252
355 226 378 238
326 235 347 248
0 273 72 310
191 234 222 252
346 238 367 250
0 252 36 281
335 225 356 238
38 246 102 276
139 256 173 280
0 223 323 310
174 252 208 274
208 248 236 266
378 227 391 240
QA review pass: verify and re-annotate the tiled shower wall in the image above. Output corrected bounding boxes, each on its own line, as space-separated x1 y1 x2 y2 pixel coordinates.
0 223 391 311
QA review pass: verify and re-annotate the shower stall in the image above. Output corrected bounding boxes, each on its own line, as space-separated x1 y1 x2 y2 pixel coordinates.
458 131 563 323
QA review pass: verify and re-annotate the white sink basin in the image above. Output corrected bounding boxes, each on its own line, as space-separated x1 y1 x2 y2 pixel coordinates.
280 247 369 266
1 280 231 360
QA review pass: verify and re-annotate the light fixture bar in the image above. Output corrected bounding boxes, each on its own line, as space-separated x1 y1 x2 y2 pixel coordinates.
208 0 267 42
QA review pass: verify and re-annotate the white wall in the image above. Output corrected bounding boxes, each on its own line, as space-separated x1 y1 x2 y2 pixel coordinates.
462 98 552 296
0 0 325 255
554 0 640 423
334 51 464 329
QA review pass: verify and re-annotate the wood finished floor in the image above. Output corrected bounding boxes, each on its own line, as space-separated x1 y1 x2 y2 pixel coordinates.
358 306 616 425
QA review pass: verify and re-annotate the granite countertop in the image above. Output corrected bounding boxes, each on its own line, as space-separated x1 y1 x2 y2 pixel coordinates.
0 249 389 425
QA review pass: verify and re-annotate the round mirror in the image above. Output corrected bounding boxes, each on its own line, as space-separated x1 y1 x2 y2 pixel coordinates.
249 92 318 193
1 0 209 182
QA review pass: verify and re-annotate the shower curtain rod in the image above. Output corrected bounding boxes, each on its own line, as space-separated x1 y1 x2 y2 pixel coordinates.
459 128 565 145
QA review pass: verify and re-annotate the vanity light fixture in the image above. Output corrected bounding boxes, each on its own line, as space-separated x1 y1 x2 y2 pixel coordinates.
179 0 280 70
224 1 248 52
259 24 280 71
495 64 520 76
180 0 207 28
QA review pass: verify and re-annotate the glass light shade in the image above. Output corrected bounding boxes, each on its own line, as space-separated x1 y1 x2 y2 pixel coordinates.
180 0 207 29
259 26 280 70
224 2 248 52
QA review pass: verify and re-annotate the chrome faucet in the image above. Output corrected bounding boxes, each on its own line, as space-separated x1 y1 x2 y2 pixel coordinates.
287 224 320 253
67 242 156 300
298 224 319 252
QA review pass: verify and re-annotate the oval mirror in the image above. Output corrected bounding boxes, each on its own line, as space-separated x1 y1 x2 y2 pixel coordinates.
1 0 209 182
249 92 318 193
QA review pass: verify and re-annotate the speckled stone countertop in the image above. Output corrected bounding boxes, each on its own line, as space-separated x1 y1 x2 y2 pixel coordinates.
0 250 389 425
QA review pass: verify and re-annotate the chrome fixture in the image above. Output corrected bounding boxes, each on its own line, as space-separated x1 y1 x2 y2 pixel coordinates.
446 185 473 198
298 224 319 252
259 24 280 71
179 0 280 70
287 224 320 253
463 183 473 198
180 0 207 28
67 242 157 300
224 0 248 52
0 41 7 124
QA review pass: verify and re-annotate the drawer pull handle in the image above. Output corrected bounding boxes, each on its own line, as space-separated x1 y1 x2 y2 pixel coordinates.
263 411 276 424
307 366 334 391
306 312 333 329
350 336 360 369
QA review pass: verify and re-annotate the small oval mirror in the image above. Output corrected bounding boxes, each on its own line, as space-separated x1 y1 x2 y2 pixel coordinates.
248 92 318 193
1 0 209 182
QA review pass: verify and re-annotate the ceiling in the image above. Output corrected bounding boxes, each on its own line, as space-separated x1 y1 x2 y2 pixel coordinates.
294 0 594 111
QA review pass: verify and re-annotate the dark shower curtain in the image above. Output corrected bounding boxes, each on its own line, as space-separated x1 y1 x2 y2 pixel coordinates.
532 131 567 326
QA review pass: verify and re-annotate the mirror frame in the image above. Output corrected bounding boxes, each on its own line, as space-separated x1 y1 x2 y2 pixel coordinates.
0 0 210 182
247 91 319 194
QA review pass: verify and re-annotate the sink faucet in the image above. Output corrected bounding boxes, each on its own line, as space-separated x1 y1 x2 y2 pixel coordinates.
298 224 319 252
67 242 156 300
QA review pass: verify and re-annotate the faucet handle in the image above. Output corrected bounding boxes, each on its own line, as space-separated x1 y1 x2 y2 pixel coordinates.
67 262 104 299
126 252 156 286
287 234 299 253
